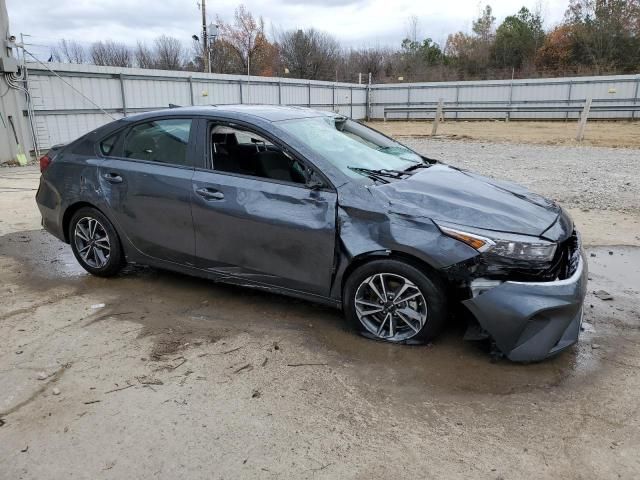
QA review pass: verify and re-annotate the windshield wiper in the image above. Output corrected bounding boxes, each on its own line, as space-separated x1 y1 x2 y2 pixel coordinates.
348 166 411 183
348 167 391 183
403 162 432 172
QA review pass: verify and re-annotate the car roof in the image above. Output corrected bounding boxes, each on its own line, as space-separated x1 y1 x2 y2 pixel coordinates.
122 105 337 123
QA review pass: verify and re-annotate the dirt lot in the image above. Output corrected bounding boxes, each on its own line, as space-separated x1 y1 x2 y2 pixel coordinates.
368 120 640 148
1 137 640 479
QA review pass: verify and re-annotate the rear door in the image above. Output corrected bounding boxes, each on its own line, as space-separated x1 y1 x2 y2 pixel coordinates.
98 117 197 265
191 120 337 296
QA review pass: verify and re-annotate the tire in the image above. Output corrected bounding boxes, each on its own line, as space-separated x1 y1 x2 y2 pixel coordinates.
343 259 447 344
68 207 124 277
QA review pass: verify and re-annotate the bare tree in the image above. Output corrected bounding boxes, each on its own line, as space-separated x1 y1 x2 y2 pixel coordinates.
51 39 87 64
90 41 132 67
276 28 341 81
153 35 186 70
345 47 388 81
405 15 420 44
135 41 157 69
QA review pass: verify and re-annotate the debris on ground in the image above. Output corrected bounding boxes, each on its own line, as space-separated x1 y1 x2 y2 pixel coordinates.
594 290 614 301
234 363 253 374
136 376 164 386
218 346 242 355
52 388 61 395
286 363 329 367
150 336 188 360
104 384 134 394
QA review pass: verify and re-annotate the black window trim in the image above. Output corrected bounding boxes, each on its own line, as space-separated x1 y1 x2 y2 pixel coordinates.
96 116 198 170
198 117 336 193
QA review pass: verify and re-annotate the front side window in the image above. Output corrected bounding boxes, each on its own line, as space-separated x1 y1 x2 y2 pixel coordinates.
278 117 423 180
209 124 307 185
123 119 192 166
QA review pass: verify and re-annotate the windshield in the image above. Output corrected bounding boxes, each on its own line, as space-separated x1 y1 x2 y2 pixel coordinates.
278 116 424 181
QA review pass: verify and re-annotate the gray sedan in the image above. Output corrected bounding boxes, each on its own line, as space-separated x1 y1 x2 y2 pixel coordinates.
36 105 587 361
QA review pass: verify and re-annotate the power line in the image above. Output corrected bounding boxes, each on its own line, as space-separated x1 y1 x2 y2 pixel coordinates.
22 48 116 120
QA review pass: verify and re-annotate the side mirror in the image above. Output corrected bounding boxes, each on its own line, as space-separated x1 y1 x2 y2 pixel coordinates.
306 179 325 190
305 169 326 190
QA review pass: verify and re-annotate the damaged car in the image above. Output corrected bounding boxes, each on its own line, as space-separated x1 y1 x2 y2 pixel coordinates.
36 105 587 362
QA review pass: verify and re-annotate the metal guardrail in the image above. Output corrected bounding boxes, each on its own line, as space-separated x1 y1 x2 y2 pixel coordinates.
383 103 640 120
382 98 639 141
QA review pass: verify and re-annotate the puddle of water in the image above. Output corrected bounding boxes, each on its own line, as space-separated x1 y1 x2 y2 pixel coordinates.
587 246 640 293
4 230 636 399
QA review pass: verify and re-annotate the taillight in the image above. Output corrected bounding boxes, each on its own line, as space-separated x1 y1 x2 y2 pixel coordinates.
39 154 51 173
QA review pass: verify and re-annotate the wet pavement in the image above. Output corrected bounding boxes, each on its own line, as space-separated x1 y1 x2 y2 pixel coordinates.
1 166 639 479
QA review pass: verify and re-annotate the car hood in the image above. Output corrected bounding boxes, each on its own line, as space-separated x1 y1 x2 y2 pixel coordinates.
371 164 561 237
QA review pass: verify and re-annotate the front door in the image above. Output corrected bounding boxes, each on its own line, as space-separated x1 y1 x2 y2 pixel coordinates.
190 123 337 296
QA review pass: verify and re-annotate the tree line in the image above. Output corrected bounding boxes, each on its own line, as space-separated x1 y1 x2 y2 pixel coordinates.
51 1 640 83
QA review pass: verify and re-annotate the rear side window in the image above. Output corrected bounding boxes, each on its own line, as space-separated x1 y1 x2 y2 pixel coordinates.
123 119 192 166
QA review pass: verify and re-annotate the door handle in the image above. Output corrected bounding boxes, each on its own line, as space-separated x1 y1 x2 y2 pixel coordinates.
195 187 224 200
103 172 123 184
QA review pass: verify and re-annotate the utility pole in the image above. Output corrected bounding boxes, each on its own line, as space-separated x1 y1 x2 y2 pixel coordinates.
0 0 32 164
246 36 251 103
201 0 209 73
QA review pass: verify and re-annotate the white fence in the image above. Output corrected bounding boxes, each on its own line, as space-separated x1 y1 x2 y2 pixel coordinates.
372 74 640 121
24 63 640 149
25 63 368 149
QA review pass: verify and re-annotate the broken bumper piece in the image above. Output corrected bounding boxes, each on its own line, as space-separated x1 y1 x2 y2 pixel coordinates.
462 252 588 362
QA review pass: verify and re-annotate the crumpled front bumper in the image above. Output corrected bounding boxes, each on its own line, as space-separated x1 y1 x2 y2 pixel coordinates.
462 251 588 362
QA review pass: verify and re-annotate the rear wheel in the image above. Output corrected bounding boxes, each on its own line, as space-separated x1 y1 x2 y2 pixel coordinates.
69 207 124 277
343 259 446 343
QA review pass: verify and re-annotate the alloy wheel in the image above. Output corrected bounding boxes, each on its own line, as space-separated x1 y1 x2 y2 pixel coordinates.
354 273 428 341
74 216 111 269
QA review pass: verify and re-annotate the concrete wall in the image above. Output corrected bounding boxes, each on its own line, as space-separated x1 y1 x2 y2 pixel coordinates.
0 0 32 164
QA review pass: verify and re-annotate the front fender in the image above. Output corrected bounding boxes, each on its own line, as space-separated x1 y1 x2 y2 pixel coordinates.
329 202 478 300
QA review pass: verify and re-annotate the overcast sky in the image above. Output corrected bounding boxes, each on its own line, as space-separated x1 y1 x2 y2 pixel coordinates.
7 0 569 59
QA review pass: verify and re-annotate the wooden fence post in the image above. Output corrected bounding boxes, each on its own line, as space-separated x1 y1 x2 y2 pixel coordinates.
431 98 444 136
576 97 592 142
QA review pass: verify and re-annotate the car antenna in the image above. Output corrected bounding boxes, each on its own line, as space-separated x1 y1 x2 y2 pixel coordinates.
168 103 181 108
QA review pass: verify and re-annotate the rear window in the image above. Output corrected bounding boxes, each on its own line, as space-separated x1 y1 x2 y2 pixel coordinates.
123 119 192 166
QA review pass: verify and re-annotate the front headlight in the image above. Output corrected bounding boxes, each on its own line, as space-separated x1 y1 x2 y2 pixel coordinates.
438 224 557 262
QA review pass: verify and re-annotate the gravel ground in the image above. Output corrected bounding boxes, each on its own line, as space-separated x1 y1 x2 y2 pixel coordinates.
405 138 640 213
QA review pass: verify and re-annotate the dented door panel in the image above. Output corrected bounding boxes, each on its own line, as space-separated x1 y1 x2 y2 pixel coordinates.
191 170 337 296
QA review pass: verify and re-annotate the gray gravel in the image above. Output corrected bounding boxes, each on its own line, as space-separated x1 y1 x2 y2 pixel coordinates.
405 138 640 212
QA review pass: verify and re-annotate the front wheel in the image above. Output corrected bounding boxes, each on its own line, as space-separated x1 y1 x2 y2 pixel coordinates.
69 207 124 277
343 259 447 343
